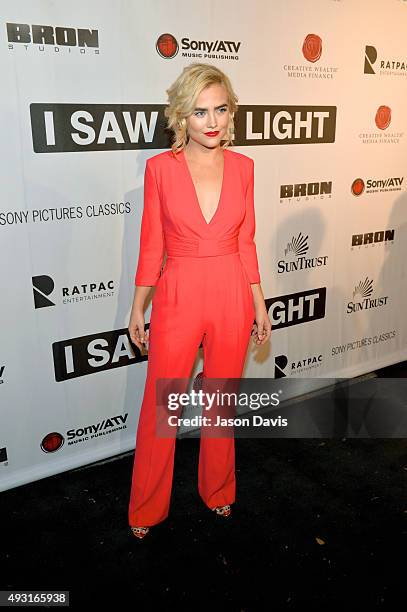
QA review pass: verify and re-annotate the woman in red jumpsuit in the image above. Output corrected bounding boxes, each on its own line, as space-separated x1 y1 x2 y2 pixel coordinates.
128 63 271 538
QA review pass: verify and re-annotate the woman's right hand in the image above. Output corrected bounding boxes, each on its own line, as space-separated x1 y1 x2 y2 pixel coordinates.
128 310 149 352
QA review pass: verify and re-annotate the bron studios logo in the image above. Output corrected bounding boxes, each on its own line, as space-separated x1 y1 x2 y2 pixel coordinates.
347 278 389 314
280 179 332 203
351 229 395 249
6 22 99 54
32 275 115 309
277 232 328 274
156 32 241 60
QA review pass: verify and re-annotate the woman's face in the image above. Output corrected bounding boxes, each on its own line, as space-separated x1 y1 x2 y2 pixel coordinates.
185 83 231 150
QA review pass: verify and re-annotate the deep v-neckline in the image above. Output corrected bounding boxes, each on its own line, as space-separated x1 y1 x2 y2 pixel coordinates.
181 147 226 226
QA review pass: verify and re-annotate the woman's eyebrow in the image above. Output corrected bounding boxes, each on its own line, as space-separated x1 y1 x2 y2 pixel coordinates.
193 103 228 111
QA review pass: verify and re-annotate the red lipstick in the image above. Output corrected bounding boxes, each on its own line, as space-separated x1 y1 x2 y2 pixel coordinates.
205 131 219 137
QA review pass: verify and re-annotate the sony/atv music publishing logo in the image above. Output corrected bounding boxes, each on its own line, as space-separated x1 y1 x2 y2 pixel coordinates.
155 32 242 60
351 175 403 197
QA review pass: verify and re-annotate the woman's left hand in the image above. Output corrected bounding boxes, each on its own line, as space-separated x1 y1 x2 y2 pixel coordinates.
251 307 272 345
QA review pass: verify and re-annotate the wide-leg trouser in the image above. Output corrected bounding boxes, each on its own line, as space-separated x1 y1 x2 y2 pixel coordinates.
128 251 255 527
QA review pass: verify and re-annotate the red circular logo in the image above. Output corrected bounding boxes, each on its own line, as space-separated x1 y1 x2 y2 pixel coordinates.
302 34 322 63
351 178 365 197
375 105 391 130
41 432 64 453
156 33 178 59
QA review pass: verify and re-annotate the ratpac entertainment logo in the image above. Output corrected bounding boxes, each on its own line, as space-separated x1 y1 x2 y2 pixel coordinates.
274 353 323 378
364 45 407 77
32 275 115 308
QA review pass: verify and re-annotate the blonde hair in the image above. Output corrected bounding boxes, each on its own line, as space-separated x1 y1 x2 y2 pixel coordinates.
164 62 238 158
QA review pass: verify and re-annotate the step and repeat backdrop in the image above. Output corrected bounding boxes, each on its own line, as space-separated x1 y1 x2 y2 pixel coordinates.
1 0 407 491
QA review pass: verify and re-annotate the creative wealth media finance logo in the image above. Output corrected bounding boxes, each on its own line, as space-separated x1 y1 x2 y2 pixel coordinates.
6 22 99 55
358 106 403 145
283 33 338 79
156 32 241 61
265 287 326 330
0 365 5 385
280 179 332 204
277 232 328 274
30 104 336 151
351 229 395 250
364 45 407 78
274 353 323 378
346 278 388 314
32 275 115 308
351 176 403 197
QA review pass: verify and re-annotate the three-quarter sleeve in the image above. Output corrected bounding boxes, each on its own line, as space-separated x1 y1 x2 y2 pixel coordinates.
238 158 261 284
134 159 165 286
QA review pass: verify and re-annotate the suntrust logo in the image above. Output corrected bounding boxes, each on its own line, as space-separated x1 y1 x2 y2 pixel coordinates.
277 232 328 274
346 278 389 314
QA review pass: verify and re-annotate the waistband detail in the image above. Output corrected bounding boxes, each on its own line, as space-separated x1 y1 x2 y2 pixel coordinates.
165 233 239 257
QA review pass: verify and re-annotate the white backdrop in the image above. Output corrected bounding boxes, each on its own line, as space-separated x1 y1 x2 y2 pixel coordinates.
1 0 407 491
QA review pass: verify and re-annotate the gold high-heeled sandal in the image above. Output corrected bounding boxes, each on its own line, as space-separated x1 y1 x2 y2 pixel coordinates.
211 504 231 517
130 526 150 539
